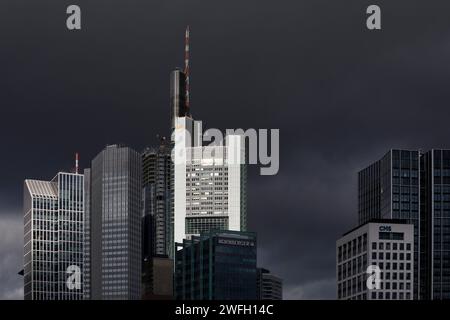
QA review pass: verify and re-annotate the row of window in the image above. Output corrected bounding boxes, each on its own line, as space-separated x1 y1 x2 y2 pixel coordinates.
337 234 368 262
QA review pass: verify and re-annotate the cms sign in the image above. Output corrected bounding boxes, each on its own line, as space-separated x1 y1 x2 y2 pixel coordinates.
379 225 392 232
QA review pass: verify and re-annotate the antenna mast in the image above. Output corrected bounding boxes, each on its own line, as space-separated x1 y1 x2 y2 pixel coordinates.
184 25 190 115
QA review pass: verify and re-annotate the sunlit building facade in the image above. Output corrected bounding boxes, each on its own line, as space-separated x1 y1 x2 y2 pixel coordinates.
23 172 84 300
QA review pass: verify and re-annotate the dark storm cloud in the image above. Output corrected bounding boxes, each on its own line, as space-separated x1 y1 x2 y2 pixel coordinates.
0 214 23 299
2 0 450 299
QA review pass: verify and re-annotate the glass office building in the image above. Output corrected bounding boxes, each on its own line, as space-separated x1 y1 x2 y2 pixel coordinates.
175 230 257 300
142 139 172 258
358 150 420 299
23 172 84 300
358 149 450 299
421 149 450 299
90 144 142 300
82 168 91 300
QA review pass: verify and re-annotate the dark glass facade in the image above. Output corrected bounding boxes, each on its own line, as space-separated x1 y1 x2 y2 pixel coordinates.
359 149 450 300
175 230 257 300
170 69 187 130
421 150 450 299
142 139 171 259
358 150 420 298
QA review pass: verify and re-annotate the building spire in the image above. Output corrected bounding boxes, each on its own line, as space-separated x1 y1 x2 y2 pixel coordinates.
184 25 190 115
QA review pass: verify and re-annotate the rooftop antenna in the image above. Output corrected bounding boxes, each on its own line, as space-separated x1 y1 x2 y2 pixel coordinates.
184 25 190 115
75 152 79 174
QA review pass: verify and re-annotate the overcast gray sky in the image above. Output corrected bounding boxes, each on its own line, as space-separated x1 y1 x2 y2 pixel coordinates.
2 0 450 299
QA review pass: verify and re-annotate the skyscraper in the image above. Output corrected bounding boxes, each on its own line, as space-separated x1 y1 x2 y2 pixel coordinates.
420 149 450 299
83 168 91 300
171 27 247 247
142 138 171 258
358 148 450 299
23 171 84 300
358 149 421 298
89 144 142 300
173 116 247 245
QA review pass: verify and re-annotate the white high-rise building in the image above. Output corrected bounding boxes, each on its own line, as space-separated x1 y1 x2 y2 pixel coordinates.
336 220 414 300
23 172 84 300
173 116 247 246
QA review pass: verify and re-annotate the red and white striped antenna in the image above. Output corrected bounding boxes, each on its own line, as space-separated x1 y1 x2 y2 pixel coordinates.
184 25 190 115
75 152 79 174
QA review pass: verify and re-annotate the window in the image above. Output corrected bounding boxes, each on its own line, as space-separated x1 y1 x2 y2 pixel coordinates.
372 242 377 250
379 232 405 240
